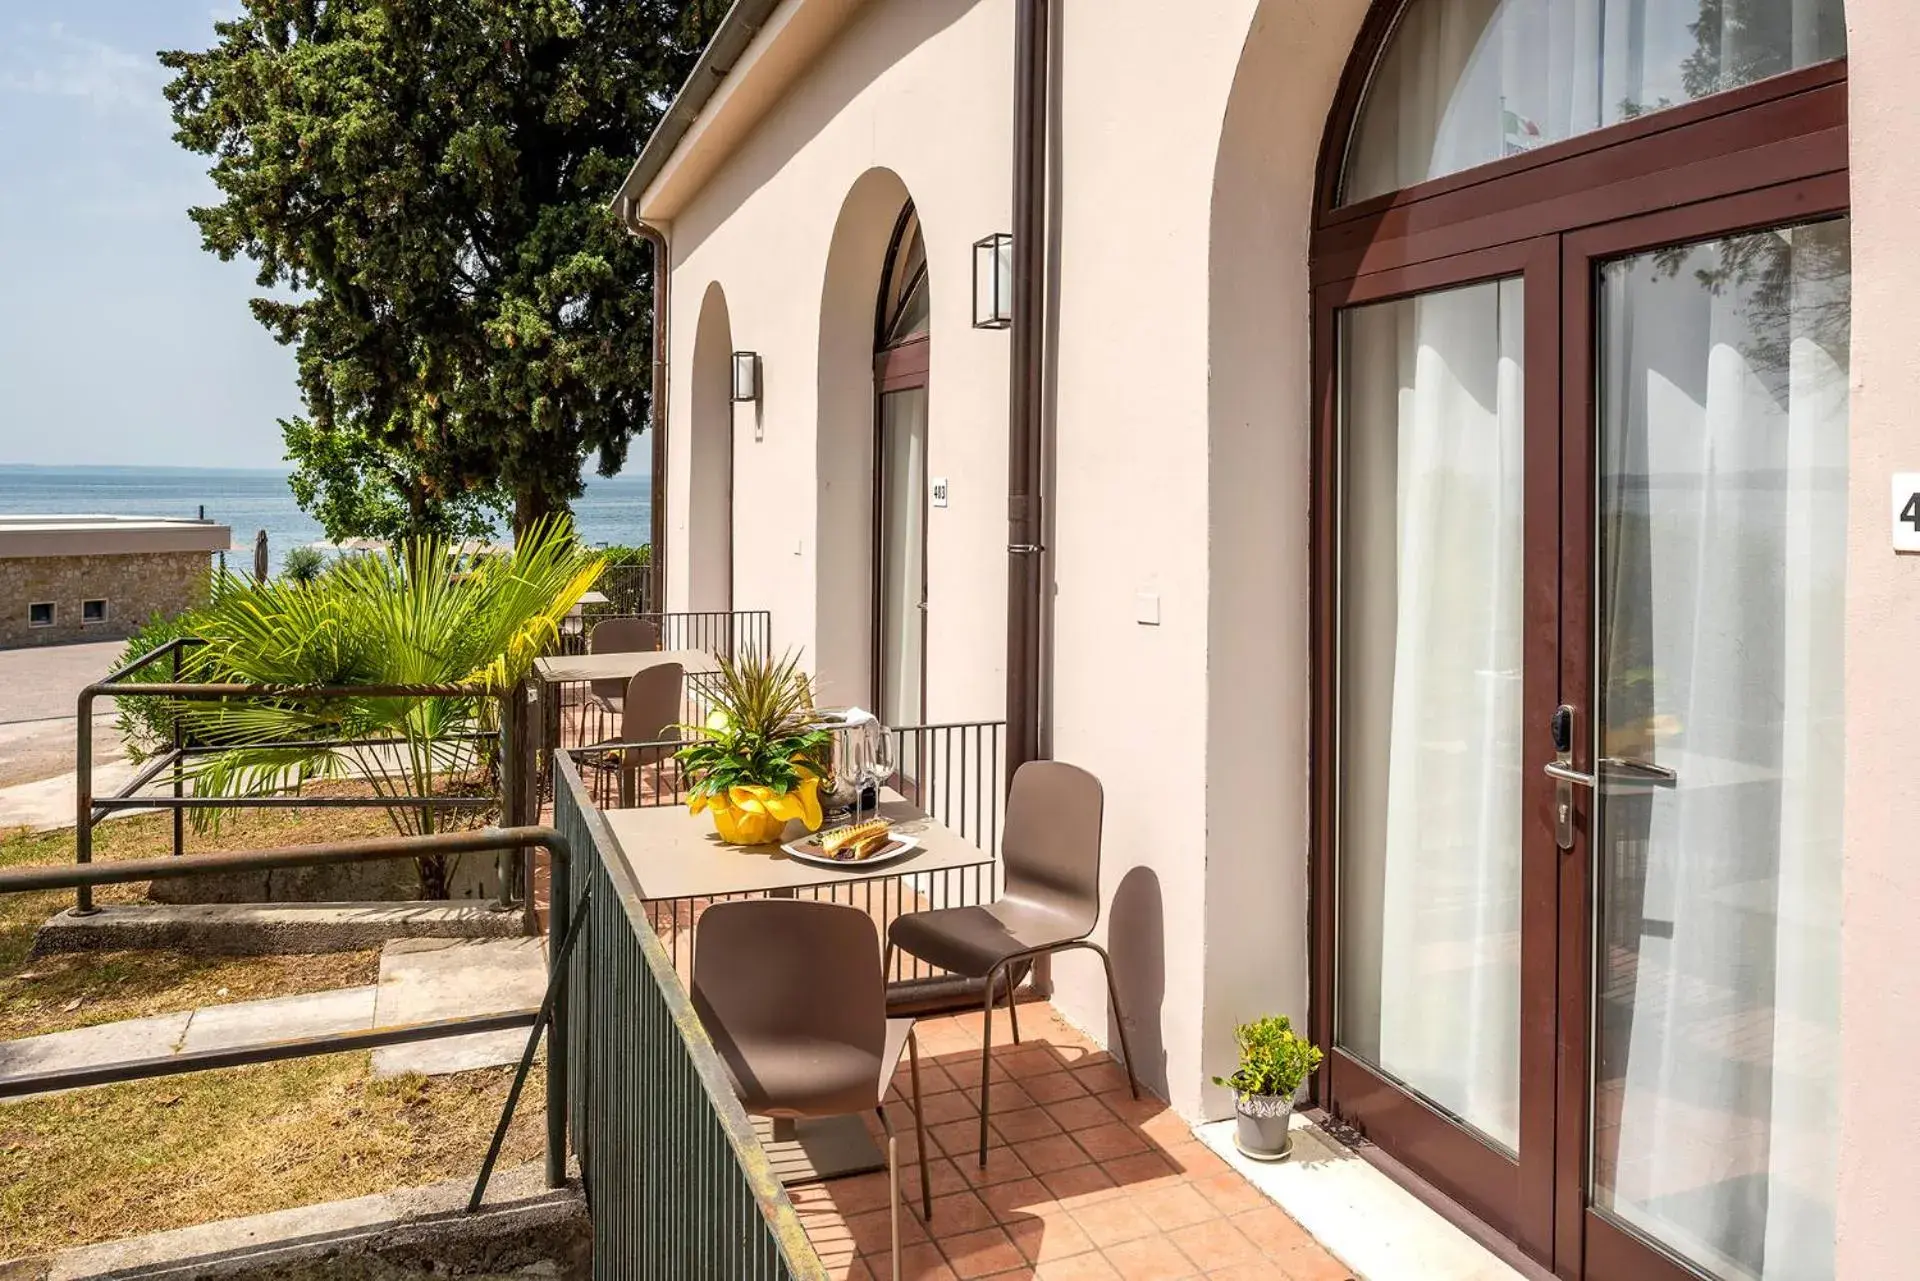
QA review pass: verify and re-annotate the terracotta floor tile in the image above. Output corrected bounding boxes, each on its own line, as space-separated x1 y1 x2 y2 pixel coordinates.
920 1090 983 1126
1021 1070 1090 1105
829 1172 903 1216
1005 1211 1097 1265
943 1226 1030 1279
993 1106 1066 1143
867 1241 959 1281
1101 1150 1184 1192
979 1176 1054 1222
960 1144 1037 1188
846 1205 930 1254
1034 1253 1122 1280
1100 1235 1200 1280
1133 1109 1198 1149
932 1119 1003 1158
1044 1094 1117 1132
1158 1143 1231 1181
899 1060 960 1097
1067 1197 1158 1249
1200 1264 1274 1281
1133 1182 1220 1233
1003 1047 1066 1078
1226 1206 1315 1257
970 1080 1038 1112
1095 1092 1167 1126
1040 1162 1123 1207
1012 1132 1093 1175
1073 1122 1152 1162
1164 1220 1258 1272
928 1191 1000 1238
1272 1245 1356 1281
1187 1172 1268 1216
923 1156 974 1198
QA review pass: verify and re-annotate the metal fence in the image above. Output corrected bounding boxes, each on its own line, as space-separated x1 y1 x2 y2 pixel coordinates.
557 608 772 660
568 720 1007 999
554 753 825 1280
75 638 511 915
0 827 572 1212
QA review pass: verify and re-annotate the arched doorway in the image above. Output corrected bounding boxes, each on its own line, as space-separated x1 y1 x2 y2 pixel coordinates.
1310 5 1849 1279
873 201 930 726
688 282 735 612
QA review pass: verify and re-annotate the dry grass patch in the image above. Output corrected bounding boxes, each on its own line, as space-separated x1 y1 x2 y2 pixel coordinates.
0 805 424 1041
0 1056 545 1260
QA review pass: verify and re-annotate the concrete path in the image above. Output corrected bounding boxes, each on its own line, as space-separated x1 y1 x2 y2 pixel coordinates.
0 937 549 1094
0 755 145 831
0 639 126 725
371 937 548 1078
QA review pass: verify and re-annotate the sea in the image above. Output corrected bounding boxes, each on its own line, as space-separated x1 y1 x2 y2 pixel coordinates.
0 464 652 570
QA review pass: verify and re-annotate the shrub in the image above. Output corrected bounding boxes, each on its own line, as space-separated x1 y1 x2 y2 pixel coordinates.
113 610 215 762
1212 1015 1323 1100
280 544 327 585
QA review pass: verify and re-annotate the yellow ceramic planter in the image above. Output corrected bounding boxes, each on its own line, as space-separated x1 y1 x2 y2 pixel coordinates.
690 774 824 846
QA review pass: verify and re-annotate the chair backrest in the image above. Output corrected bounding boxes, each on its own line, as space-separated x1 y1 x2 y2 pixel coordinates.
589 617 661 656
620 662 685 744
1000 761 1105 938
692 899 885 1062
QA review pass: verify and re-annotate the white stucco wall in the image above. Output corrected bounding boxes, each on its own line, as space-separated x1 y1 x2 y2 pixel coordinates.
644 13 1920 1268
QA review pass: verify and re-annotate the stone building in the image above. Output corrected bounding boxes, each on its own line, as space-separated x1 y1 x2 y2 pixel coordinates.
0 515 231 648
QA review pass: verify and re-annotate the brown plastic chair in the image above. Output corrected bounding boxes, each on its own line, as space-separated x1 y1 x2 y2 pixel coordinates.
587 617 662 716
886 760 1138 1165
693 899 930 1279
617 662 683 806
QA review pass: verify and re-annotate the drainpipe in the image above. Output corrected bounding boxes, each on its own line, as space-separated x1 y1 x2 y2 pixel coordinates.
619 197 672 610
1005 0 1050 775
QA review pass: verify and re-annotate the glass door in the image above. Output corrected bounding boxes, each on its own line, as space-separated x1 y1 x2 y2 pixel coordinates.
1560 210 1850 1281
877 386 928 729
1325 239 1561 1254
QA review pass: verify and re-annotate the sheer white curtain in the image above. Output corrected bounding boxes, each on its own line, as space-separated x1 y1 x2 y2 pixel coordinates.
1339 278 1526 1152
1596 219 1848 1281
878 388 928 728
1345 0 1849 204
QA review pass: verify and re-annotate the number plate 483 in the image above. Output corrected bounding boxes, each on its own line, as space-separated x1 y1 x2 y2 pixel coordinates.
1896 475 1920 554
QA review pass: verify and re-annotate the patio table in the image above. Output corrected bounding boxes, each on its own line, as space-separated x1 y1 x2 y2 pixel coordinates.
601 790 995 1185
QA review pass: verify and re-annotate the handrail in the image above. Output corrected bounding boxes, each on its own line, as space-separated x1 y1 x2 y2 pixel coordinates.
553 753 825 1278
0 825 573 1201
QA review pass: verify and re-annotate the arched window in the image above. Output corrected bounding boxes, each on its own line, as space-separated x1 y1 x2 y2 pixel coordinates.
1310 7 1848 1281
873 202 929 726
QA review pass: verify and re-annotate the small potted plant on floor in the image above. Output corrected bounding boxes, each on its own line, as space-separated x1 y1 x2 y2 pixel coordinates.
1214 1014 1323 1161
678 649 832 845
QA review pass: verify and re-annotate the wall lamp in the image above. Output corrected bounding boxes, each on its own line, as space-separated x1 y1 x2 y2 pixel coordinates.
972 233 1014 330
731 351 761 404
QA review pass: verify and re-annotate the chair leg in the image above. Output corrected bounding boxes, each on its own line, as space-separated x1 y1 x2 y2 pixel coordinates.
978 960 1004 1168
1005 969 1022 1045
908 1030 931 1221
1084 942 1141 1099
876 1107 900 1281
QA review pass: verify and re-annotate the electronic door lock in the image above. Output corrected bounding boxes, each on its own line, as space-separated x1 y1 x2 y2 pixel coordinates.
1550 704 1578 852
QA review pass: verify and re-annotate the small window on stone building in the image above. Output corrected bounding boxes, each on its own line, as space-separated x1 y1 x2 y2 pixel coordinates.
28 602 54 628
82 599 108 625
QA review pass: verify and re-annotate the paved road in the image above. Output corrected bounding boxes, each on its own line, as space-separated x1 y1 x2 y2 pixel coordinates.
0 640 126 724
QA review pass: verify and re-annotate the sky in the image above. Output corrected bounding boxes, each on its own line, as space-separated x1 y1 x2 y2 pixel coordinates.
0 3 301 470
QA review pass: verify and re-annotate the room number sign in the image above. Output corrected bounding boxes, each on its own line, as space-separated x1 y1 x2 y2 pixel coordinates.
1895 474 1920 553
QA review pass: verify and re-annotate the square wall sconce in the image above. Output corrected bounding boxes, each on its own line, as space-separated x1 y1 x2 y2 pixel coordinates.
732 351 761 403
972 233 1014 330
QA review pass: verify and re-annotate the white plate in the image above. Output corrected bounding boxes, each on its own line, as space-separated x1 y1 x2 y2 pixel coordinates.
781 833 922 870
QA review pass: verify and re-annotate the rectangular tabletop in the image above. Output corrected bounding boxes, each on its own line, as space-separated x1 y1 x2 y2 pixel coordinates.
533 648 718 685
600 792 993 900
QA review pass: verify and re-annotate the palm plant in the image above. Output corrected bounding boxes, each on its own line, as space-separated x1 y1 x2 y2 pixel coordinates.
172 518 602 897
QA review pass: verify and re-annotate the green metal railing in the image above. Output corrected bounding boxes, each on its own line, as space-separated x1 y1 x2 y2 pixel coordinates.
553 753 825 1280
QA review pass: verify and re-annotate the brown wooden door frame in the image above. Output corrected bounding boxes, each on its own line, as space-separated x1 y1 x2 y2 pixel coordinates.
1552 176 1851 1281
1308 4 1851 1275
1311 234 1563 1257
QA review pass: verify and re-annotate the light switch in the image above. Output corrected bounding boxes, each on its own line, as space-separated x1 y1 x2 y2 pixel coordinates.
1135 592 1160 626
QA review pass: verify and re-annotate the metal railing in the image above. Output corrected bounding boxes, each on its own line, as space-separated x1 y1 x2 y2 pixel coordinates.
554 753 825 1280
0 828 572 1212
569 720 1008 1000
75 638 513 916
557 608 772 661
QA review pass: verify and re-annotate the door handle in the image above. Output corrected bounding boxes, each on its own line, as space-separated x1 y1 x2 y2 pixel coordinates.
1544 761 1596 788
1598 757 1678 785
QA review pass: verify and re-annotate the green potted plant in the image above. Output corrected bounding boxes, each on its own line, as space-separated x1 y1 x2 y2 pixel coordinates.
678 649 833 845
1213 1014 1323 1161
